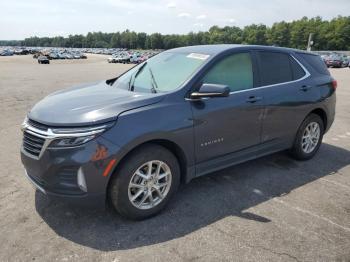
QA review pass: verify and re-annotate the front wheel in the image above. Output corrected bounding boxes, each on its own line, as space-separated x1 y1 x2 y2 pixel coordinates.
108 144 180 220
290 114 324 160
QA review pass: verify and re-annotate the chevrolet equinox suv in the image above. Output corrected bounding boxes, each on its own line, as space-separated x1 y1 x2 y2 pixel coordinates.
21 45 336 220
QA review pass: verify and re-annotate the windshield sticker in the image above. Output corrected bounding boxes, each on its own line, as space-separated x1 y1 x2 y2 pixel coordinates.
187 53 210 60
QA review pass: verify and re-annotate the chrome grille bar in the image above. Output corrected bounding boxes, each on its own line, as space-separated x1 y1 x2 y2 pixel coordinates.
21 118 110 159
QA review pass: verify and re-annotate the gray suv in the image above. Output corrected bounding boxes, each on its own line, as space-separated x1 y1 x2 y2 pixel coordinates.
21 45 336 220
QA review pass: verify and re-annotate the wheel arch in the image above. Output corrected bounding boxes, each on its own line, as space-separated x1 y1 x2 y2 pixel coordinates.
308 108 328 130
292 107 328 147
107 138 192 189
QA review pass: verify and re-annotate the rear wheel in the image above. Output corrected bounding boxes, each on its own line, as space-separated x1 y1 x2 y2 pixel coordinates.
108 144 180 220
290 114 324 160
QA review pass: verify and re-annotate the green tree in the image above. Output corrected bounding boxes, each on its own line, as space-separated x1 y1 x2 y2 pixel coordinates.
242 24 267 45
4 16 348 51
137 32 147 49
149 33 163 49
110 32 121 48
267 21 290 47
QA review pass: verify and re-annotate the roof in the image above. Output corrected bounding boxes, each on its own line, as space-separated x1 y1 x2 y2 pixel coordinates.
169 44 244 55
169 44 308 56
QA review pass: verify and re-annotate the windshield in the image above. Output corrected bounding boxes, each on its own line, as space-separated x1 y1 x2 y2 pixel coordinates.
113 51 209 93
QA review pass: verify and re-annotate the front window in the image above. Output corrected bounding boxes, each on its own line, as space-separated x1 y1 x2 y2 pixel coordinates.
113 52 209 93
201 52 253 92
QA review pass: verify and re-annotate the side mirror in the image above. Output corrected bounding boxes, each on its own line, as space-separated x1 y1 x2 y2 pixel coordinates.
190 83 230 99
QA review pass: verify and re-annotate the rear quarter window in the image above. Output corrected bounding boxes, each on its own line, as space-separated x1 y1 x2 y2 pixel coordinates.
290 57 306 80
297 53 330 75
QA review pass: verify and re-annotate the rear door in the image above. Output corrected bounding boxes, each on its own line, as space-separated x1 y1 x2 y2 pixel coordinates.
255 51 319 148
190 52 264 164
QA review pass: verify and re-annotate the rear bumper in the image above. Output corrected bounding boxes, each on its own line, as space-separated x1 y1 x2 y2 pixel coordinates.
325 92 336 133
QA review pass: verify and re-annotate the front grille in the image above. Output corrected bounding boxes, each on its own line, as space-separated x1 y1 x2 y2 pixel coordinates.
27 119 48 131
22 130 46 157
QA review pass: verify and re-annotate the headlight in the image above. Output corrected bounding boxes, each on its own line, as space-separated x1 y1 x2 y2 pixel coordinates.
47 122 115 148
48 135 96 148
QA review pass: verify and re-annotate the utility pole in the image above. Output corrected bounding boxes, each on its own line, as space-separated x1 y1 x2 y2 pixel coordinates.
307 33 314 51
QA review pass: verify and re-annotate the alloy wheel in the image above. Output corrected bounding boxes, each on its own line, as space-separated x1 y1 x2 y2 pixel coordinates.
128 160 172 210
301 122 320 154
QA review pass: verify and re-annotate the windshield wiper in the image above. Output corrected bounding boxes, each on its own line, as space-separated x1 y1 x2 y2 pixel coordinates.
129 62 147 91
148 67 159 93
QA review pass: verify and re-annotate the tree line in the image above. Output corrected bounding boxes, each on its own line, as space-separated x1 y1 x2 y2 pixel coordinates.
1 16 349 50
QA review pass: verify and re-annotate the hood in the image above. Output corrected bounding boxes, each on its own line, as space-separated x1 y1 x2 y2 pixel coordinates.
28 81 164 126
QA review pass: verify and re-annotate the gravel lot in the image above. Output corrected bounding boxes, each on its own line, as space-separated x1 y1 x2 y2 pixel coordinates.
0 54 349 262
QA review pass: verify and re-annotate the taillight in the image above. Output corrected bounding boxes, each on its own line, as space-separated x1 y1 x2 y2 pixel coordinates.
332 79 337 90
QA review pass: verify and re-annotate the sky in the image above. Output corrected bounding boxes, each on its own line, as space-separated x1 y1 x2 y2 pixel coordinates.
0 0 349 40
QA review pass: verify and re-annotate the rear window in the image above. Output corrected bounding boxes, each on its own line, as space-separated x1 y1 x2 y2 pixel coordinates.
257 51 293 86
298 53 330 75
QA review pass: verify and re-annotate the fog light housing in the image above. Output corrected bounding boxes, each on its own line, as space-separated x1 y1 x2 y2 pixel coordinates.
77 167 87 192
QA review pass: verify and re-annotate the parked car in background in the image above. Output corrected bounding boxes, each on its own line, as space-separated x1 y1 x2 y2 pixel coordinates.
57 53 66 59
107 50 160 64
118 53 131 63
48 53 57 60
0 47 38 56
341 54 350 67
129 53 141 64
0 49 14 56
64 53 74 59
0 46 160 62
14 49 29 55
137 55 149 64
324 53 349 68
30 48 88 61
37 55 49 64
21 45 336 220
108 52 130 63
107 55 120 63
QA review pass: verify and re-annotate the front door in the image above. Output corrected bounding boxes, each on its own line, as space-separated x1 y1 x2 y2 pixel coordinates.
190 52 264 165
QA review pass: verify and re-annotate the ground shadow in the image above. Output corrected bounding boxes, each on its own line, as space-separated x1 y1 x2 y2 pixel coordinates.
35 143 350 251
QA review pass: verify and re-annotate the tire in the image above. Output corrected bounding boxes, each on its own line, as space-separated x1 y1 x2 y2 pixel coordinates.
108 144 180 220
289 113 324 161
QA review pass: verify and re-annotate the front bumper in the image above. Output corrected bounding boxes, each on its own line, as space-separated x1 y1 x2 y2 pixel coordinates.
24 169 106 207
21 135 122 208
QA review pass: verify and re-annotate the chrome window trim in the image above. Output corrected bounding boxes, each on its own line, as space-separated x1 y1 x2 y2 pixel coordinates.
228 54 310 95
186 54 311 100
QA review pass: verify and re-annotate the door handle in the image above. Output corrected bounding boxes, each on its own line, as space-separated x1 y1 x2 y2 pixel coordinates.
246 96 262 103
300 85 312 92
